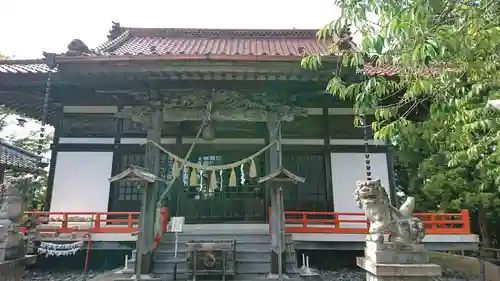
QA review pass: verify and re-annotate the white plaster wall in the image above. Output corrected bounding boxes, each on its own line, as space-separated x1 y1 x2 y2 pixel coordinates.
330 153 390 228
50 151 114 213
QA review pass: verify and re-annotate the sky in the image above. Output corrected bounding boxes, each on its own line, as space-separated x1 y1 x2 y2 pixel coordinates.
0 0 338 149
1 0 339 59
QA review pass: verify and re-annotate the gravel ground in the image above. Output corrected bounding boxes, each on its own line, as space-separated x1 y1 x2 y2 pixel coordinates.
317 268 479 281
23 270 113 281
22 268 477 281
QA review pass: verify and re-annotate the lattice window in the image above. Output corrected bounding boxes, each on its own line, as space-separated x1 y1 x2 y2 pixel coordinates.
282 152 328 211
184 155 221 197
116 153 172 201
117 154 143 201
184 154 265 200
157 154 173 200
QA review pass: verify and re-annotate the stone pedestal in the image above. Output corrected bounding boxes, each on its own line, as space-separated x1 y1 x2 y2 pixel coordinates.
357 242 441 281
0 183 26 263
0 224 6 262
0 255 37 281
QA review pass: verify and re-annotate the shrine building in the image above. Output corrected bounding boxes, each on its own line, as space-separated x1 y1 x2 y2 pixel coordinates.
0 24 476 257
0 25 394 220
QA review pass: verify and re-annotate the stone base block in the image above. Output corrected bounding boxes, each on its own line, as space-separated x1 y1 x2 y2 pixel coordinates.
126 274 160 281
266 273 290 279
365 241 425 253
365 272 438 281
357 257 441 278
365 242 428 264
260 277 307 281
298 276 323 281
0 256 30 281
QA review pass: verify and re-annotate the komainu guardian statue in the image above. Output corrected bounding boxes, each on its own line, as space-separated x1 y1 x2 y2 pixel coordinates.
355 179 425 245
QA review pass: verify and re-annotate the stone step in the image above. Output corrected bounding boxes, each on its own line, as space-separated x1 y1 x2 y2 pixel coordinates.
174 224 270 234
113 276 162 281
133 248 296 261
129 256 297 269
150 260 298 274
159 244 293 254
153 272 298 281
148 257 297 265
134 248 297 262
141 230 298 281
154 250 296 262
160 233 294 244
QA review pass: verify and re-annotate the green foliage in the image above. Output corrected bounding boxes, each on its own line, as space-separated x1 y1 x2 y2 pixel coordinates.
8 128 52 211
303 0 500 246
0 106 18 131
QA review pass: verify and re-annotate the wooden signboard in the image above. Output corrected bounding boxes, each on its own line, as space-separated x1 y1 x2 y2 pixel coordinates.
167 216 185 233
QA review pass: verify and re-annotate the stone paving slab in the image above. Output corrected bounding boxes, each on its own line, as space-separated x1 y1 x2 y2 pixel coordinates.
357 257 442 277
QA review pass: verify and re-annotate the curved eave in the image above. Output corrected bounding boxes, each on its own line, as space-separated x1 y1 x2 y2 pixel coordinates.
51 54 342 82
55 53 340 64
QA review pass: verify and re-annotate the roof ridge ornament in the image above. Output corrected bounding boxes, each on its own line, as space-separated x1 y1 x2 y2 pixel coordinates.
337 25 354 51
107 21 123 41
65 39 95 56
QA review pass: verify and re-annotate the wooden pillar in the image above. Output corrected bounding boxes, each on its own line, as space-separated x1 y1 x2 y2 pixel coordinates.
0 165 5 184
137 106 163 275
322 106 334 211
266 113 286 275
386 145 398 207
44 105 62 211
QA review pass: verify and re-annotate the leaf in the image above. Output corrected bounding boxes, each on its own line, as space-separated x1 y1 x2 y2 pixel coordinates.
300 55 322 70
373 35 385 54
307 0 500 242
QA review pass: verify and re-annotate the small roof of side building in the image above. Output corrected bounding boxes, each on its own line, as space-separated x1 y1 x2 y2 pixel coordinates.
0 140 44 172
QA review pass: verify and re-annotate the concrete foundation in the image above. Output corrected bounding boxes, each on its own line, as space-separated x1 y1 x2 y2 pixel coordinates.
357 242 442 281
0 255 37 281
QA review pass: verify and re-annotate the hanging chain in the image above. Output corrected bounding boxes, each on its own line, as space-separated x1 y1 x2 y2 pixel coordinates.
38 70 52 159
30 68 52 211
360 113 372 181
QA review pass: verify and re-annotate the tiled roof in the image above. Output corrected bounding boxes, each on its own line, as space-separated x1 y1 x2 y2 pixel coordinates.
363 64 400 77
0 59 54 74
99 28 331 57
0 27 401 76
0 140 43 171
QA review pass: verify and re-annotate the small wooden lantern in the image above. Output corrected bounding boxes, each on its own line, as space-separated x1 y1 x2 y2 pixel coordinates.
108 165 165 184
258 167 305 185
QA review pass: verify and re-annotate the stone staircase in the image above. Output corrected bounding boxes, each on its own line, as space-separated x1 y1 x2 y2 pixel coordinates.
125 225 298 281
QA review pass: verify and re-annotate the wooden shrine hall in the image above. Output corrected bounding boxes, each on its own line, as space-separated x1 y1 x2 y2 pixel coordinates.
0 22 478 279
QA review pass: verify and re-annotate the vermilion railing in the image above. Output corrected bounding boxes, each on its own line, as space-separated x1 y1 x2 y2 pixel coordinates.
21 211 140 233
20 208 169 235
20 209 471 235
273 209 471 235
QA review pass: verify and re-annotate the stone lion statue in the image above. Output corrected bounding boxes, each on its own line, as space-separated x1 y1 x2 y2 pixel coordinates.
355 179 425 244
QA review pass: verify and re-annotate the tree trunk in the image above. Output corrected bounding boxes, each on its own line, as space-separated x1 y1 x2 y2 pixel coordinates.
478 208 491 248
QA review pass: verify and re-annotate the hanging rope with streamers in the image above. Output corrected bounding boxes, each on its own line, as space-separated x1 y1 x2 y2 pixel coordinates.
147 139 276 191
146 139 277 173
